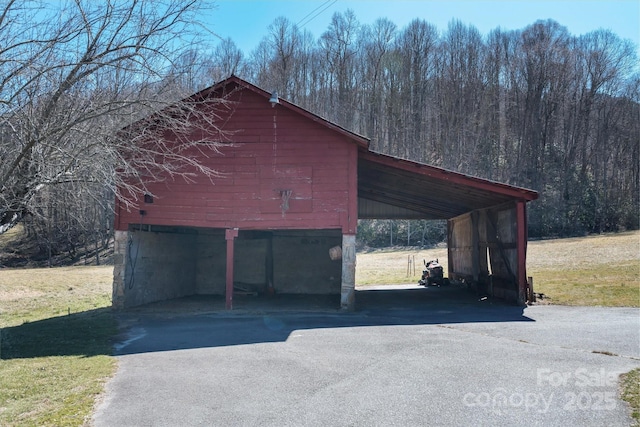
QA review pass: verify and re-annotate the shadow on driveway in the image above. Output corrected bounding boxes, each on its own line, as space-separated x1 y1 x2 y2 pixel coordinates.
114 285 533 356
0 285 532 359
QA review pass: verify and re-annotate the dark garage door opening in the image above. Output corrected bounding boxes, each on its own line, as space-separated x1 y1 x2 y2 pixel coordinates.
119 225 344 309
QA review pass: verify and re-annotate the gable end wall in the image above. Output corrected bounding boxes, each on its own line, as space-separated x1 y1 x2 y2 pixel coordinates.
115 88 358 234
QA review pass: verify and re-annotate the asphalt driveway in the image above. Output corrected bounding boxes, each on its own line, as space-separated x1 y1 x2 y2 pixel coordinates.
93 289 640 427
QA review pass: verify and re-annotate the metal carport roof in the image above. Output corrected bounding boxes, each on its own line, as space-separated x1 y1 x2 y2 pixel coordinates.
357 149 538 220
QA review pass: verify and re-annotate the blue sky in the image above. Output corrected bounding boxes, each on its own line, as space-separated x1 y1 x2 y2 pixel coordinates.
203 0 639 55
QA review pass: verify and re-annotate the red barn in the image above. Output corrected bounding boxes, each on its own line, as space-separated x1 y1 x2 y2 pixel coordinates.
112 76 538 310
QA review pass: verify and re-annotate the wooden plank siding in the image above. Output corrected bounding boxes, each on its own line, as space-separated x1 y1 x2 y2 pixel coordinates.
115 85 359 234
448 203 522 302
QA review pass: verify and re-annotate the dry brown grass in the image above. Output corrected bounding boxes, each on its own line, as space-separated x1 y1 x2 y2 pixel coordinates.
0 266 114 325
527 231 640 269
527 231 639 307
356 245 448 286
356 231 640 307
0 230 637 425
621 368 640 426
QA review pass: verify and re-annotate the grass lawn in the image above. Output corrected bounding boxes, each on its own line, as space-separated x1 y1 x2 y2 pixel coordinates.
356 231 640 308
356 245 449 286
0 230 637 425
527 231 639 307
622 368 640 426
0 266 117 426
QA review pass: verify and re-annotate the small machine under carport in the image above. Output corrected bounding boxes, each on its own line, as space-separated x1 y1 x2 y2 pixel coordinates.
418 259 450 287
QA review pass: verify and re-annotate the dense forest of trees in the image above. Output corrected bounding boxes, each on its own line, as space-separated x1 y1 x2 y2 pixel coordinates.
1 2 638 262
230 13 639 239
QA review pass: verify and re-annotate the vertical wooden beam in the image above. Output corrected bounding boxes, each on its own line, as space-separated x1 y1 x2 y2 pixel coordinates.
447 220 454 280
516 201 527 305
225 228 239 310
346 144 358 235
340 234 357 311
527 276 535 303
471 211 480 284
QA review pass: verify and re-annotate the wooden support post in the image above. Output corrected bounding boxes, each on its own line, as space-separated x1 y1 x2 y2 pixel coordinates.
471 211 480 285
340 234 357 311
516 201 527 306
527 276 535 303
447 220 454 281
225 228 239 310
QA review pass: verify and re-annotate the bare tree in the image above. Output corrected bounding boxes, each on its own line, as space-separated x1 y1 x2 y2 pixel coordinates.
0 0 227 234
319 9 360 127
360 18 397 151
6 4 636 245
395 19 438 161
266 17 301 100
209 37 245 82
246 17 315 105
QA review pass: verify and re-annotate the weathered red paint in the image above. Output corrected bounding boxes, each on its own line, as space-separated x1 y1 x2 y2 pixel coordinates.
516 201 527 305
114 76 539 307
116 79 364 234
346 139 358 234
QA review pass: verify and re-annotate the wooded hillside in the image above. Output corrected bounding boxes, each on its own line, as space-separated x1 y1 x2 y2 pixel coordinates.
1 3 637 262
227 13 638 238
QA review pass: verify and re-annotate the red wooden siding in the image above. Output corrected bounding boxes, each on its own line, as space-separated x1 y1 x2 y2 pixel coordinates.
115 86 359 233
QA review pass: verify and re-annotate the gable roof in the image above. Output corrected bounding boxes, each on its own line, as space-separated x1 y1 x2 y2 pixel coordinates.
204 76 538 220
203 75 370 149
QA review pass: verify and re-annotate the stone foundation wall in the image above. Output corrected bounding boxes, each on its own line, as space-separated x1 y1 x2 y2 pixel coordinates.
112 230 129 309
112 229 197 308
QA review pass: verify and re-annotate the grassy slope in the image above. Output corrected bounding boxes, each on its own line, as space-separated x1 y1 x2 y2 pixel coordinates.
356 231 640 307
527 231 639 306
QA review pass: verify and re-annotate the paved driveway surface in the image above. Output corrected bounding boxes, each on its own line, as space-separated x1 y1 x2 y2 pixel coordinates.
94 289 640 427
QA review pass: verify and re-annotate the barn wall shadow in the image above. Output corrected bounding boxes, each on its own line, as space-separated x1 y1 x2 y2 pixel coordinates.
1 287 531 359
112 286 532 356
1 308 117 360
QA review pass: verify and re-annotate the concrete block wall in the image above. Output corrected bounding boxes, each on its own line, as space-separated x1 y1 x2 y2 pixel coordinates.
120 230 197 307
113 227 345 308
272 231 342 294
340 234 356 310
193 229 342 296
112 230 128 309
235 238 269 288
195 231 226 295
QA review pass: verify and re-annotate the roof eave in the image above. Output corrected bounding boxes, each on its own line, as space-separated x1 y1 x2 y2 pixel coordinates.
360 150 539 202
